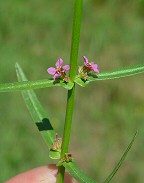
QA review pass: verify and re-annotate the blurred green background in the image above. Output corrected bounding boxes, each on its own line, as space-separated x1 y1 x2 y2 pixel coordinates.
0 0 144 182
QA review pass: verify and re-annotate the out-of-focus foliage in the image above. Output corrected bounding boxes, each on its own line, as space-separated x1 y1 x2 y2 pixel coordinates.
0 0 144 182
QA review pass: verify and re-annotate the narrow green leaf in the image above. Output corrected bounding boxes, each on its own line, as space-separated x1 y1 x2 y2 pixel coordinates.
75 64 144 87
103 131 138 183
0 74 74 92
90 64 144 80
74 77 88 87
15 63 61 159
63 160 97 183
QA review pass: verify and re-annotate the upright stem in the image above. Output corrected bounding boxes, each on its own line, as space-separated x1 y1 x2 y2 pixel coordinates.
56 0 83 183
69 0 83 81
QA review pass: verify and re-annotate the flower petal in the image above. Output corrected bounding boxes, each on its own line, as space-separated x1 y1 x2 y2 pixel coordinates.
56 58 63 68
54 73 61 80
91 62 100 73
63 65 70 71
47 67 56 75
83 56 89 66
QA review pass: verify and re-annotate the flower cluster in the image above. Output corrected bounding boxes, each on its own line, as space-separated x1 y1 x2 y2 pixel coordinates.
47 58 70 81
50 133 62 151
61 153 72 163
47 56 99 81
78 56 100 79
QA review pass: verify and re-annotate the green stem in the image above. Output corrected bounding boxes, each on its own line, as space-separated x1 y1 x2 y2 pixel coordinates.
56 0 83 183
69 0 83 81
61 87 75 156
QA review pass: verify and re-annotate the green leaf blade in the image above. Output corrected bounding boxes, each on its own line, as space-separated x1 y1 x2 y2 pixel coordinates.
103 131 138 183
49 150 61 160
63 160 97 183
75 64 144 87
16 63 61 159
0 68 74 92
96 64 144 80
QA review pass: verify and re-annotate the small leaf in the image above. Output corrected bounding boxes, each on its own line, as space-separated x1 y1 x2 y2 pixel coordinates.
103 131 138 183
75 64 144 86
74 77 88 87
63 160 97 183
49 150 61 159
15 63 60 159
56 160 63 167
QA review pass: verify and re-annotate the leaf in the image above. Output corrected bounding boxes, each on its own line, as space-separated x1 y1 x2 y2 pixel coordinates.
103 131 138 183
15 63 61 159
63 160 97 183
49 150 61 160
74 77 88 87
0 73 74 92
75 64 144 87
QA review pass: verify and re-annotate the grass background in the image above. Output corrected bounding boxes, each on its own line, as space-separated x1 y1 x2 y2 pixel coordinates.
0 0 144 182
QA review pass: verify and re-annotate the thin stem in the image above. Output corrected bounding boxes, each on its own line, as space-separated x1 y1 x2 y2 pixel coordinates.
56 0 83 183
69 0 83 81
56 87 75 183
56 166 65 183
61 87 75 156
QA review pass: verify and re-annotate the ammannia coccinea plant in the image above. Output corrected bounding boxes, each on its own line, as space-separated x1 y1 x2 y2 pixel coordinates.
0 0 144 183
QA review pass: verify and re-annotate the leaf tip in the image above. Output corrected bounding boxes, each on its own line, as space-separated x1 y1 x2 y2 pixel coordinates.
15 62 20 69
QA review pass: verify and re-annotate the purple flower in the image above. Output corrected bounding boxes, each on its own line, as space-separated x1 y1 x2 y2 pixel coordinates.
83 56 100 73
47 58 70 80
78 56 100 80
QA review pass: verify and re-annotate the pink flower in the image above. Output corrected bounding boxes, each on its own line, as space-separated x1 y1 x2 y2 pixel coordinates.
83 56 100 73
47 58 70 80
78 56 100 80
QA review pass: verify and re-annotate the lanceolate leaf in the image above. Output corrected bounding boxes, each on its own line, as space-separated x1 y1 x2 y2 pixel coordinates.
103 131 138 183
63 160 97 183
0 73 74 92
16 63 61 159
89 64 144 80
75 64 144 87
